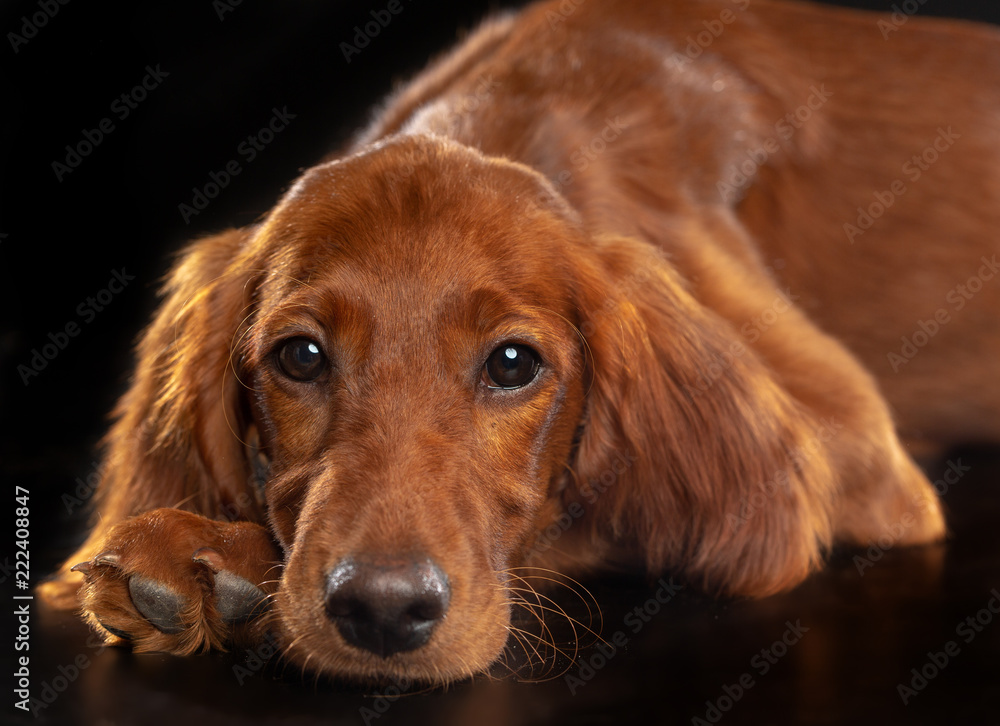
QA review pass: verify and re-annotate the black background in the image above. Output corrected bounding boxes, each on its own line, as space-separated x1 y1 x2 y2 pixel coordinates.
3 1 1000 725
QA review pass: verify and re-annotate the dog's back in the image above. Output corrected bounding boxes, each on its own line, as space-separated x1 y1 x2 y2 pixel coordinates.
361 0 1000 447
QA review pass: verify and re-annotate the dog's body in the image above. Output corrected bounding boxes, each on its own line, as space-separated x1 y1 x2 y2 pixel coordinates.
42 0 1000 684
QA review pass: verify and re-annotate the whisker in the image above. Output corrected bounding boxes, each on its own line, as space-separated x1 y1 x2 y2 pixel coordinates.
505 586 600 637
242 267 322 294
493 567 606 681
503 580 560 662
263 562 285 577
170 492 200 510
537 307 597 397
508 623 578 671
505 577 602 641
504 605 579 681
491 644 521 680
504 566 604 637
505 622 547 667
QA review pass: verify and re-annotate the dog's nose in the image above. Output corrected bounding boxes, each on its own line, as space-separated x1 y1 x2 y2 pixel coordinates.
324 555 450 657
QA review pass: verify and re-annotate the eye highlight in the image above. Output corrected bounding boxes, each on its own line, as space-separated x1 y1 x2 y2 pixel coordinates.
482 344 541 389
275 338 326 381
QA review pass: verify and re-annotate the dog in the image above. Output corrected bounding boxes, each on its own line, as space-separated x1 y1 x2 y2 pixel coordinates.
41 0 1000 685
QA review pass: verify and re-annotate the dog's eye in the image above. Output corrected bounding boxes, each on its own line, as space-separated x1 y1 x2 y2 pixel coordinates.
275 338 326 381
482 344 540 389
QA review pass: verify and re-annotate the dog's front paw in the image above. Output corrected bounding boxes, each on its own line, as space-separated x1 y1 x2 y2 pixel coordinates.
71 509 281 654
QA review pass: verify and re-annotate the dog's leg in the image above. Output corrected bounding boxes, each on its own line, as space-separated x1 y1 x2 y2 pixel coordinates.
683 215 947 550
66 509 280 654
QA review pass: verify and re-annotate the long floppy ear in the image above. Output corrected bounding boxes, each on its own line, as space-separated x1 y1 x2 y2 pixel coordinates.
570 234 840 597
41 228 263 606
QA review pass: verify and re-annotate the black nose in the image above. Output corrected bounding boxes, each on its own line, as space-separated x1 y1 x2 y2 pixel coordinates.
324 554 450 657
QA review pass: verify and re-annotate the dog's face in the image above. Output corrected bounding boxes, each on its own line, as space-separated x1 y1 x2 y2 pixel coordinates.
240 138 590 681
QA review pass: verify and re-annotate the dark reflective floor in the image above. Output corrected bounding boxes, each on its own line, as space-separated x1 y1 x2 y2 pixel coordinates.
7 451 999 725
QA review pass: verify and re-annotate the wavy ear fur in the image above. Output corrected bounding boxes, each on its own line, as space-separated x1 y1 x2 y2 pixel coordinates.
570 234 842 597
42 228 262 604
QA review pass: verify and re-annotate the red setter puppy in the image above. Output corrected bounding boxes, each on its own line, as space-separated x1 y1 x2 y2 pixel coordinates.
42 0 1000 684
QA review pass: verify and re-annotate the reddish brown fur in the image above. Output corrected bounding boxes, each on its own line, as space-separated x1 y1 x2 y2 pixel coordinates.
41 0 999 684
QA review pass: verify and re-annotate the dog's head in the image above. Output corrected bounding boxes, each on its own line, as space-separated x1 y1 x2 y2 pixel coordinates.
243 137 592 680
138 135 834 683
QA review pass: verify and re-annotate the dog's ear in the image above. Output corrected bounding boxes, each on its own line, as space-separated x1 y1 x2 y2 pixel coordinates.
44 228 263 602
569 234 838 597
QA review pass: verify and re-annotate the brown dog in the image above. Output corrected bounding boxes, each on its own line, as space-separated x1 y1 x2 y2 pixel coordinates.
41 0 1000 684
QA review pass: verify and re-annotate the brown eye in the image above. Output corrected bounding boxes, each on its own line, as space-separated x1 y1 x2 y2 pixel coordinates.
482 344 540 389
276 338 326 381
